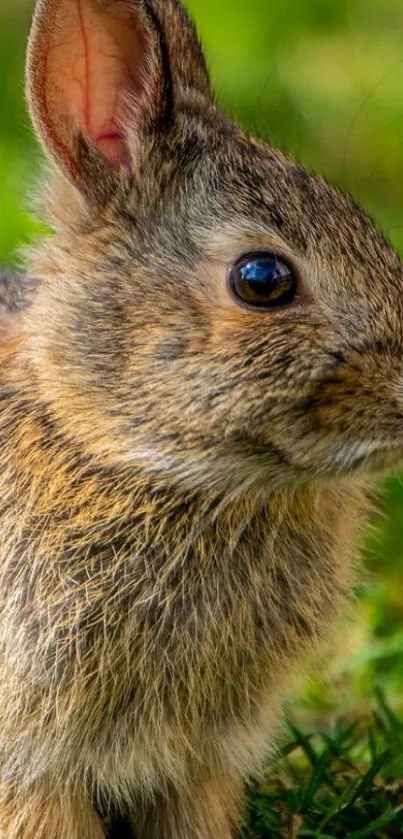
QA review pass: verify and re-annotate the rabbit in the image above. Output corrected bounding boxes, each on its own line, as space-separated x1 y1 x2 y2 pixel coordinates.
0 0 402 836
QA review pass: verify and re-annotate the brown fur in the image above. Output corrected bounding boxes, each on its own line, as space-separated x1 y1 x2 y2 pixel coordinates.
0 0 402 835
0 780 105 838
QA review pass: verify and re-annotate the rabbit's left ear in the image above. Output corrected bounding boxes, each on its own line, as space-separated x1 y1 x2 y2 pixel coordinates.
26 0 213 200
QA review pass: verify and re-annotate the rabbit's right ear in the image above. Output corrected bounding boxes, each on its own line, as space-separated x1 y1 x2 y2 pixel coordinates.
26 0 213 202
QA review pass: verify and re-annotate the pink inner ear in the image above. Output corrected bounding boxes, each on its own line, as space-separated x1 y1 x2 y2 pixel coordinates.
43 0 147 166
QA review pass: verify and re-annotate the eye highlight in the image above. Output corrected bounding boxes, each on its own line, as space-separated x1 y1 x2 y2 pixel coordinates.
229 252 297 309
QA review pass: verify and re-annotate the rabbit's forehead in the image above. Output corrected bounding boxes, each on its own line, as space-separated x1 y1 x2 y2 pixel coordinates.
91 116 402 314
193 133 402 299
147 118 400 291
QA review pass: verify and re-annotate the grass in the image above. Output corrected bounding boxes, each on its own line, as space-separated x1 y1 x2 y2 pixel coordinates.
242 689 403 838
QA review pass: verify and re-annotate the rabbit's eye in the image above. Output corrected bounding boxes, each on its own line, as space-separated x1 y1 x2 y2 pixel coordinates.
229 252 297 309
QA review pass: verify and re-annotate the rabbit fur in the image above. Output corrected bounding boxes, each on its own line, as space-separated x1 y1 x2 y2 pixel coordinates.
0 0 402 835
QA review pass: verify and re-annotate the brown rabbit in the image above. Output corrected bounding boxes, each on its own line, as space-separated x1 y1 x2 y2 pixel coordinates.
1 0 403 836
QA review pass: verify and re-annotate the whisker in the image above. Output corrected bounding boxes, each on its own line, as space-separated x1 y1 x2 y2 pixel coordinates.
342 58 403 183
249 72 273 128
365 139 403 195
249 42 300 142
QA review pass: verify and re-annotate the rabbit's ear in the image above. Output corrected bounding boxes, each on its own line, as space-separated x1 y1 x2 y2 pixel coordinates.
26 0 212 200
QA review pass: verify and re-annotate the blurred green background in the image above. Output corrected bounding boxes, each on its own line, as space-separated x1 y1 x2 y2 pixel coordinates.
1 0 403 714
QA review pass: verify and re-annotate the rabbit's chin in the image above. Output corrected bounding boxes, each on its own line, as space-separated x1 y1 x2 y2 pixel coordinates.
264 439 403 487
325 440 403 477
119 439 402 495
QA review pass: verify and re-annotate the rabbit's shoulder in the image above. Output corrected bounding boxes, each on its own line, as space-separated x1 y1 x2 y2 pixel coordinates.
0 269 34 314
0 269 34 357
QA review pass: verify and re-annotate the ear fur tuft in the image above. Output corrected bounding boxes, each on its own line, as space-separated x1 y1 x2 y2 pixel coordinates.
26 0 213 198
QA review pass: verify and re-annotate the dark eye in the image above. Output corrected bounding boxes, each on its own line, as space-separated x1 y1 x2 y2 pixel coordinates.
229 252 297 309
